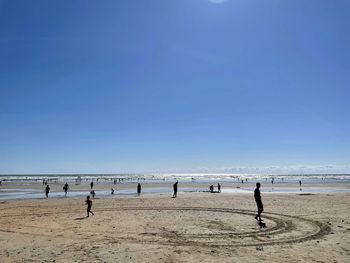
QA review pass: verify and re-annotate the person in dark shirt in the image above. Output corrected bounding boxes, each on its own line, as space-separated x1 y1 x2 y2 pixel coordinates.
254 182 263 222
218 183 221 193
63 182 69 197
173 181 178 198
90 181 94 189
137 183 141 196
45 184 50 198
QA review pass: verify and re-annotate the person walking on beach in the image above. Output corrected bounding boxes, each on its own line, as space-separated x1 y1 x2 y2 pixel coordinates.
137 183 141 196
45 184 50 198
85 196 94 217
254 182 263 222
90 181 94 189
173 181 178 198
218 183 221 193
90 190 95 198
63 182 69 197
111 188 114 195
299 180 302 187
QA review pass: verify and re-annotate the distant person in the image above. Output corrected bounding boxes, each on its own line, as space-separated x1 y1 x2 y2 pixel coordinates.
299 180 302 187
218 183 221 193
63 182 69 197
90 181 94 189
209 185 214 193
85 196 94 217
137 183 141 196
45 185 50 198
173 181 178 198
241 179 244 184
271 178 274 185
90 190 95 198
111 188 114 195
254 182 263 222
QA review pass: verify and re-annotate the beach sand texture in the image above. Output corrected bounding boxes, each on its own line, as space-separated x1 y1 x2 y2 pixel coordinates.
0 192 349 262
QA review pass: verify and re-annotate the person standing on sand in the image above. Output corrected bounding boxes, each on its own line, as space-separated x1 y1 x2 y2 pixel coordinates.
254 183 263 222
63 182 69 197
173 181 178 198
218 183 221 193
137 183 141 196
45 184 50 198
85 196 94 217
90 181 94 189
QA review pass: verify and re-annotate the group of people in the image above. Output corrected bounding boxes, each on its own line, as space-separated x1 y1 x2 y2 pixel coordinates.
41 179 265 222
209 183 221 193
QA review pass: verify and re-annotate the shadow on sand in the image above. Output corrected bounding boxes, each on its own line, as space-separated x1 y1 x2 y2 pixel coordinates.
74 216 88 220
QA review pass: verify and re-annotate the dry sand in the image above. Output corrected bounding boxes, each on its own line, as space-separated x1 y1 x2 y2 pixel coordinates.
0 191 349 262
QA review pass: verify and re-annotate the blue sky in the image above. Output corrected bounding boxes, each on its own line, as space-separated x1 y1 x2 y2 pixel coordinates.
0 0 349 174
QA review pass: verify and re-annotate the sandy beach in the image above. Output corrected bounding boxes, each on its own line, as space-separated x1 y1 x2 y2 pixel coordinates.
0 187 349 262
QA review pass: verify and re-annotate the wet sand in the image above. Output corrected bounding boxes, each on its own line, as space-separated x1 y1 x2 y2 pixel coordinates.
1 180 349 200
0 190 349 262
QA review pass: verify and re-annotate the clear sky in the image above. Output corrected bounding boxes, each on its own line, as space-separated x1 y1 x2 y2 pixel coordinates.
0 0 349 174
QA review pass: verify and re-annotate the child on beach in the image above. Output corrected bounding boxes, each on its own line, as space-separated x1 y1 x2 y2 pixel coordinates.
86 196 94 217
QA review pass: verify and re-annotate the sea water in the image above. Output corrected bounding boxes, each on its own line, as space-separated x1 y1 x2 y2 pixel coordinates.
0 173 349 200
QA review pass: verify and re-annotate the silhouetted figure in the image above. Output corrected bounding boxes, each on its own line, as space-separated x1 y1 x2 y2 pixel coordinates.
90 190 95 198
173 181 178 198
209 185 214 193
271 178 274 185
245 178 247 182
0 180 2 186
45 185 50 198
218 183 221 193
85 196 94 217
90 181 94 189
63 182 69 197
299 180 302 186
137 183 141 196
241 179 244 184
254 182 264 222
111 188 114 195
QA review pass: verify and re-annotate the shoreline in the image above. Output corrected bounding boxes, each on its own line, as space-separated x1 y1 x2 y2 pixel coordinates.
1 180 350 201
